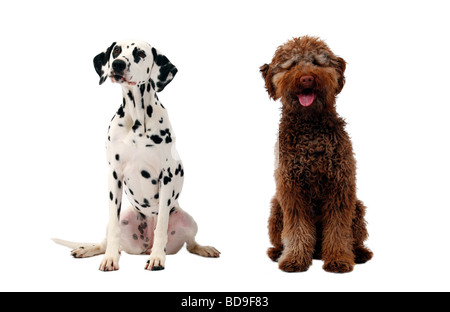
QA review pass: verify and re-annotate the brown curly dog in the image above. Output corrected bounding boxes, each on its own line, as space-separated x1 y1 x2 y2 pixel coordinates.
260 36 373 273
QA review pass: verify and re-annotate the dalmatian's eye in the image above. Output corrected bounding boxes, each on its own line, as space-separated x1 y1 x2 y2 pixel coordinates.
113 46 122 58
138 50 146 59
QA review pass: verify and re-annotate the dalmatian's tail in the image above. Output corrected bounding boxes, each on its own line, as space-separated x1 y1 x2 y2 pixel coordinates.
52 238 89 249
52 238 106 258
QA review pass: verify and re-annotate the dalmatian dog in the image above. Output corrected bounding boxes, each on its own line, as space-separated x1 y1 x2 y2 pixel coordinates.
53 40 220 271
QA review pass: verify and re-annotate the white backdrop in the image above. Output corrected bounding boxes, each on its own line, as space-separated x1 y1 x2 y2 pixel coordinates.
1 0 449 292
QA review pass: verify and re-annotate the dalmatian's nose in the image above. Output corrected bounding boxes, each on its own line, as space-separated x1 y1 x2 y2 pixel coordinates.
112 60 127 74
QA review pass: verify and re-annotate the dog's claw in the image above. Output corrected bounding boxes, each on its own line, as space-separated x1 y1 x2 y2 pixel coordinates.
99 254 120 272
145 253 166 271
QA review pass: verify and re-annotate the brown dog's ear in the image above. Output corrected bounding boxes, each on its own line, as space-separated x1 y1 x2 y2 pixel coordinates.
260 63 278 100
335 57 346 94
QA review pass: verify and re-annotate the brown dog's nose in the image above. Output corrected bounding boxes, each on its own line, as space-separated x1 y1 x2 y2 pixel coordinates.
300 75 314 88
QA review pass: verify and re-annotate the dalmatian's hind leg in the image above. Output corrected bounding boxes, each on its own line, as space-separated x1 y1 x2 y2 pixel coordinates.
180 213 220 258
186 239 221 258
165 207 220 258
52 238 106 258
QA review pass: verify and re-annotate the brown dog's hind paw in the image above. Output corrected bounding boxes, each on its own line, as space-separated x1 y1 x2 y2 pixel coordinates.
354 246 373 264
267 247 283 262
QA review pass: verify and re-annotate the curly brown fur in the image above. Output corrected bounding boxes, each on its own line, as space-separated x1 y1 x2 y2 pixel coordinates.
261 36 372 273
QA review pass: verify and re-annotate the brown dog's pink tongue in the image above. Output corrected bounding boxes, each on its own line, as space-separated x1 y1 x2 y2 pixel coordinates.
298 93 316 107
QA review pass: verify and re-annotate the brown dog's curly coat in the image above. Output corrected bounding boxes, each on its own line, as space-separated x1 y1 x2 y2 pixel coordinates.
261 36 373 273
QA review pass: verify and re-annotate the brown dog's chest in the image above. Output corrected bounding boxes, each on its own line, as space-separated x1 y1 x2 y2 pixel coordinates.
277 117 352 188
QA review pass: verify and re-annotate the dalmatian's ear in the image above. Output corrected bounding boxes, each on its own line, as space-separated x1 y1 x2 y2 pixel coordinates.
93 42 116 85
150 47 178 92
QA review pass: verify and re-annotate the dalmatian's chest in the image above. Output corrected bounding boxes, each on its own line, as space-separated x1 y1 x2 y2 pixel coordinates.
106 108 184 216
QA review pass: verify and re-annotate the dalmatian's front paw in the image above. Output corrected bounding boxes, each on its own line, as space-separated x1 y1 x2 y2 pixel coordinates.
145 251 166 271
99 253 120 271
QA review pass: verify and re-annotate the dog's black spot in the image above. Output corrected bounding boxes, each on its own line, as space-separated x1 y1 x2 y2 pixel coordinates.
150 135 163 144
159 117 163 124
154 193 159 199
118 180 122 189
151 179 157 185
167 199 171 206
140 84 145 97
109 192 113 201
115 154 120 161
127 91 135 107
132 47 140 63
149 78 155 90
132 234 138 240
117 105 125 118
117 203 121 219
163 176 171 185
141 170 151 179
138 222 147 235
132 120 142 132
113 171 118 180
175 164 182 175
147 105 153 118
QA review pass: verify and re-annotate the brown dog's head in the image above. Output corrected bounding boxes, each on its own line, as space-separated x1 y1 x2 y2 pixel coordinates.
260 36 346 114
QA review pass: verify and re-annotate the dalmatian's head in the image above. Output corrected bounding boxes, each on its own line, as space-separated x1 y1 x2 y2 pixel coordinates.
93 40 177 92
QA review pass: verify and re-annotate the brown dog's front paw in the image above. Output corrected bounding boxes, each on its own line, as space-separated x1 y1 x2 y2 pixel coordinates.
267 247 283 262
279 256 311 273
323 259 354 273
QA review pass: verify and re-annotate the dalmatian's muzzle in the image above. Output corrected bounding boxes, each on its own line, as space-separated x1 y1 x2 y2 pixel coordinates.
111 59 135 85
